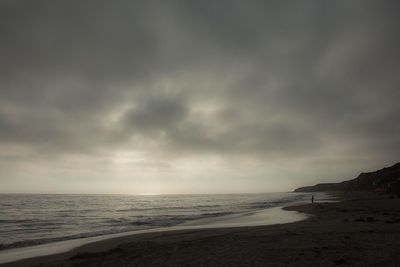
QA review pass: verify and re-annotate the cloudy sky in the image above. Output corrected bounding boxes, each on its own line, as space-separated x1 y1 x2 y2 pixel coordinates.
0 0 399 194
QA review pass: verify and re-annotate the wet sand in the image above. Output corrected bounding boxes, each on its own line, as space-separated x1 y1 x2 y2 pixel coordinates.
4 192 400 266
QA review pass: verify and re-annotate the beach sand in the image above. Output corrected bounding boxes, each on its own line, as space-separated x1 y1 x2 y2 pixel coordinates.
4 192 400 267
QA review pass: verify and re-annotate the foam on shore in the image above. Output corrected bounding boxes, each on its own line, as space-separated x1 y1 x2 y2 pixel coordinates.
0 206 307 264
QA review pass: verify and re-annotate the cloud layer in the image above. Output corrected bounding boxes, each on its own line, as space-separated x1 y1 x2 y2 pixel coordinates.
1 0 399 193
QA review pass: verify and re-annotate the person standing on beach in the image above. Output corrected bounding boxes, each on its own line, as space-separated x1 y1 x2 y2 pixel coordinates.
311 195 314 203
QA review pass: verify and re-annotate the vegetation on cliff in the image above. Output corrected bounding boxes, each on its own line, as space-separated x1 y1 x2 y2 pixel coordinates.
295 163 400 193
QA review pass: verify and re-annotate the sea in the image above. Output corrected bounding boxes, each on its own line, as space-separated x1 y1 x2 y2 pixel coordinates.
0 192 319 251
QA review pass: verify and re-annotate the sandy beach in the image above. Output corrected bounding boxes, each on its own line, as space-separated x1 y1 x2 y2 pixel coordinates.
1 0 399 265
2 192 400 267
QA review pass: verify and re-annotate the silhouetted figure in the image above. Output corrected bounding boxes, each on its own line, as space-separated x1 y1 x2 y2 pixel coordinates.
311 195 314 204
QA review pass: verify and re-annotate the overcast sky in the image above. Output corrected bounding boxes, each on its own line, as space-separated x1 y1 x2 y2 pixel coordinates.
0 0 399 194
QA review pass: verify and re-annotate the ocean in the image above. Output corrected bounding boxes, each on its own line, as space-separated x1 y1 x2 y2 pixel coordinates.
0 192 316 250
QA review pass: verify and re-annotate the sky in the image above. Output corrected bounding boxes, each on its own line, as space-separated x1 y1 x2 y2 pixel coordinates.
0 0 399 194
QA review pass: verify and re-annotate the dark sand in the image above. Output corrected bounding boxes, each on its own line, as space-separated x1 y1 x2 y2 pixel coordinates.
4 192 400 267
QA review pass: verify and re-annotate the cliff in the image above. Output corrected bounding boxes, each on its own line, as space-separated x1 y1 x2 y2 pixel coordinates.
294 162 400 193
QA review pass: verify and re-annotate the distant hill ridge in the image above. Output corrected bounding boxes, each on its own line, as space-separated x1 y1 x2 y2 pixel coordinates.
294 162 400 193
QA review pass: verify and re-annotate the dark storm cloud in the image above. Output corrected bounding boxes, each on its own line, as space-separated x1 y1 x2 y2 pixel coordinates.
0 0 399 170
123 93 188 133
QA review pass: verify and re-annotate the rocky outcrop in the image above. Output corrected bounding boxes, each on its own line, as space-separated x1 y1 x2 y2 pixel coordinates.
294 162 400 193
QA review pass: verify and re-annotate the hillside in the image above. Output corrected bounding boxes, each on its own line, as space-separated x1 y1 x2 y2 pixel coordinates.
294 162 400 193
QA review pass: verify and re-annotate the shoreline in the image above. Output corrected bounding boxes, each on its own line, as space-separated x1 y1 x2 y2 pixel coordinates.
0 198 316 266
6 192 400 266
